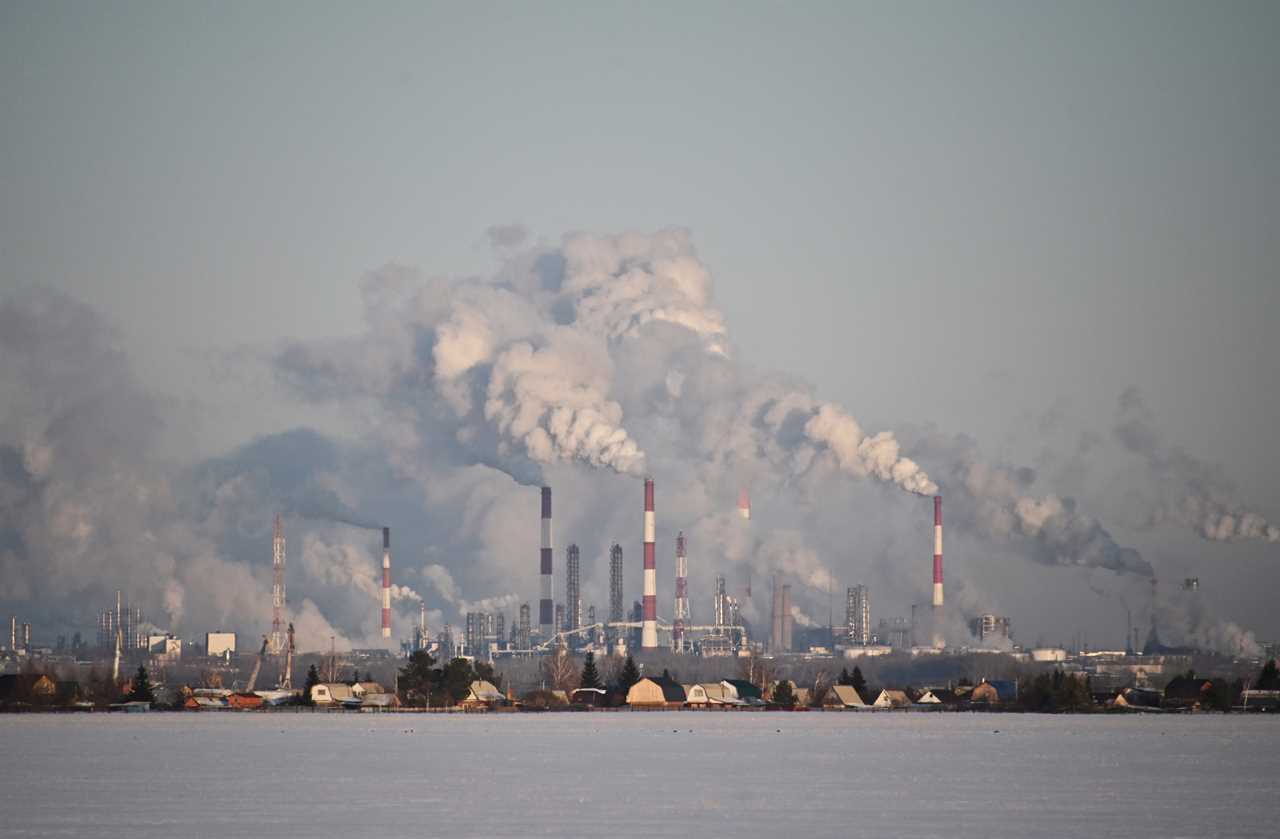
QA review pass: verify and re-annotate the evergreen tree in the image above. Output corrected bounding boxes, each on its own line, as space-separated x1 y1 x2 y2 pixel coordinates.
837 667 852 687
618 655 641 690
440 657 477 706
1257 659 1280 690
579 651 602 690
772 680 796 707
127 665 155 704
301 664 321 705
851 666 868 700
1206 678 1242 712
397 650 437 707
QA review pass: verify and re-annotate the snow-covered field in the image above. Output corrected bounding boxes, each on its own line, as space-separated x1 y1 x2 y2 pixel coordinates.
2 712 1276 838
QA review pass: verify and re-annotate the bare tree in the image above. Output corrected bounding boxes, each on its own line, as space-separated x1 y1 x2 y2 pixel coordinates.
541 649 578 692
738 654 774 690
810 668 831 707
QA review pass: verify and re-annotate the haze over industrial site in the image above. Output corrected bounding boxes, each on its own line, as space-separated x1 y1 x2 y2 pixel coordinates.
1 3 1277 668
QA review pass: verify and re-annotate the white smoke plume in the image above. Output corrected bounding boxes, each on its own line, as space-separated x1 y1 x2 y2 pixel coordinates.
300 535 422 604
274 230 931 496
421 563 517 618
1115 387 1278 544
7 231 1263 650
905 428 1152 576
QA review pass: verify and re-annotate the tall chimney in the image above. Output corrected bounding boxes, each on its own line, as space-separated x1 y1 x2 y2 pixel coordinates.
381 527 392 639
673 531 688 652
540 487 554 639
931 495 944 648
737 487 751 520
642 477 657 649
771 575 783 652
781 584 793 652
932 495 943 608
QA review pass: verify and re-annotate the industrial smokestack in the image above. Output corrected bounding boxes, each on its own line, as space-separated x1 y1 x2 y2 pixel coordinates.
932 495 943 648
673 531 688 652
540 487 553 639
771 575 783 652
642 477 657 649
738 487 751 520
781 584 793 652
932 495 943 608
381 526 391 639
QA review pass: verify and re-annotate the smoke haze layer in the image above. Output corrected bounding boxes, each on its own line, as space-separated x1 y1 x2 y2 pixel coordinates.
0 231 1269 654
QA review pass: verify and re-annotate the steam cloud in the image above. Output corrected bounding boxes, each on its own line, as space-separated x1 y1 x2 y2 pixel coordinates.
1115 387 1278 543
0 230 1265 656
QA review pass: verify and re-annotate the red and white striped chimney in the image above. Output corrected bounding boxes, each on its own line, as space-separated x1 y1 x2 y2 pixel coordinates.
381 527 391 639
932 495 943 608
673 531 688 652
540 487 554 638
737 487 751 520
642 478 658 649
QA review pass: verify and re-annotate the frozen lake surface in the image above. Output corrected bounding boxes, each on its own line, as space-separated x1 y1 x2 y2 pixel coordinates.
2 712 1277 838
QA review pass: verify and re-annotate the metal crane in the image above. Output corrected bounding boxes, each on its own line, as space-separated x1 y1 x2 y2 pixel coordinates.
278 624 295 690
245 635 268 693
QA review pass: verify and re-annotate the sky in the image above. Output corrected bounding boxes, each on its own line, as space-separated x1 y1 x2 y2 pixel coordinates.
1 1 1277 650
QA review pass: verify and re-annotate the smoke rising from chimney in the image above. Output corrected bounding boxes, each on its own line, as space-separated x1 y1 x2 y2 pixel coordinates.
2 231 1269 652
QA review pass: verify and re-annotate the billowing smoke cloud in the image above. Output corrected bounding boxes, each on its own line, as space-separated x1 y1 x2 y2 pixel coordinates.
0 287 353 649
6 230 1265 651
905 428 1152 576
1115 387 1278 543
273 230 931 497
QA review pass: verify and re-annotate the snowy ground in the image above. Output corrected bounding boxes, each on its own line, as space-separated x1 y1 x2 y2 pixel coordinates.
2 712 1277 838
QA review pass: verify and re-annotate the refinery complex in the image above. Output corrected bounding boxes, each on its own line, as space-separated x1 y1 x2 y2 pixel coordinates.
4 475 1272 709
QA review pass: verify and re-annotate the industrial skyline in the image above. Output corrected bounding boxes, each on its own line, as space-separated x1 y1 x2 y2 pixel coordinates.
1 4 1276 662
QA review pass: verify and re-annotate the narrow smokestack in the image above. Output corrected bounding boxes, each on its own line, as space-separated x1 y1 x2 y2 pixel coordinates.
737 487 751 520
381 526 391 639
771 575 783 652
932 495 943 648
932 496 943 607
673 531 688 652
642 477 657 649
781 584 793 652
540 487 553 639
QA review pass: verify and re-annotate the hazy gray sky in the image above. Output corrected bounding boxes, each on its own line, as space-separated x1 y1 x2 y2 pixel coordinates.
2 2 1277 643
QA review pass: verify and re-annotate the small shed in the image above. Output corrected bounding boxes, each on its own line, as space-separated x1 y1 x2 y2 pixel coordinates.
722 679 764 704
823 685 867 708
700 683 739 706
872 689 911 709
227 692 264 710
459 680 505 709
627 677 686 708
683 684 709 705
570 688 609 707
311 682 355 705
1113 687 1163 710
